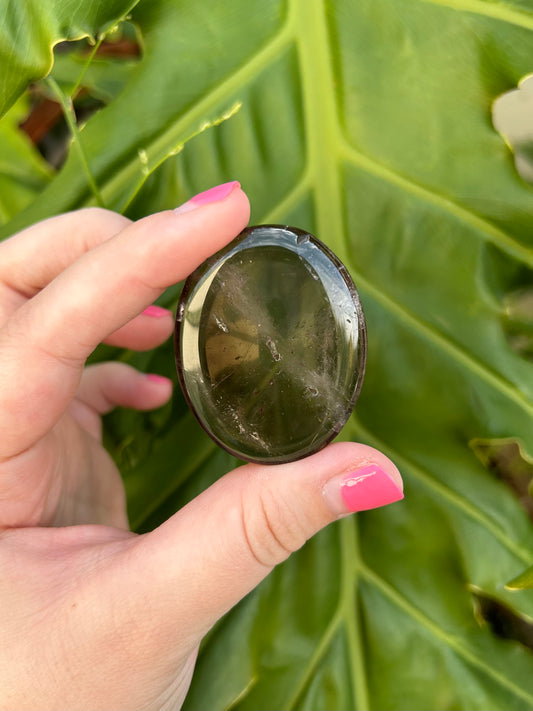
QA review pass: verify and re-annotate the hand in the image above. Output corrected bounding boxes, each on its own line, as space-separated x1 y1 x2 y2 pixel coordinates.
0 183 403 710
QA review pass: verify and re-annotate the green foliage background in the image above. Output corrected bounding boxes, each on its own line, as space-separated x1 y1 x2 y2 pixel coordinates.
1 0 533 708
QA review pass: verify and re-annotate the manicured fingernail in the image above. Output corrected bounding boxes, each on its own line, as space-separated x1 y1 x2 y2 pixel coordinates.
142 305 171 318
146 373 172 385
175 181 240 214
324 464 404 516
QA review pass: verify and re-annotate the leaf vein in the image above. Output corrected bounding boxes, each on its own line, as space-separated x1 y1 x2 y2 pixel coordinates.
352 268 533 419
341 142 533 269
361 565 533 705
349 416 533 565
416 0 533 31
341 516 370 711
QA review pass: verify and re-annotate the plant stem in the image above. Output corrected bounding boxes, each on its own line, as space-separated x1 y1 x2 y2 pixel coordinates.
45 75 105 208
69 35 104 100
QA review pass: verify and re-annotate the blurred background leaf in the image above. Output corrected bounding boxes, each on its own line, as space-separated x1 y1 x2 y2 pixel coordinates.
0 0 140 118
1 0 533 709
0 96 52 222
507 564 533 589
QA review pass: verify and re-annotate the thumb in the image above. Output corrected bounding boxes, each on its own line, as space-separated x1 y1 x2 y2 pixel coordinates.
131 441 403 641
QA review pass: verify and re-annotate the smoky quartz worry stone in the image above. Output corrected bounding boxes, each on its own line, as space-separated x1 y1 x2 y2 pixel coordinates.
174 225 366 465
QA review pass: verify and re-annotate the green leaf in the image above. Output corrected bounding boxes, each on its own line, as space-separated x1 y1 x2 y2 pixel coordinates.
507 564 533 589
50 50 139 104
0 0 141 118
3 0 533 708
0 97 52 225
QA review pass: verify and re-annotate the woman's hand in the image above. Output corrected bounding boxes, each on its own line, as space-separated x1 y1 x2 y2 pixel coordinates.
0 183 403 710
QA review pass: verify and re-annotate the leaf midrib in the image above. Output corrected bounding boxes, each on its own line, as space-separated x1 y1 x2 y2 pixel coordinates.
281 554 533 710
281 501 533 711
295 1 370 708
292 0 347 264
259 2 533 426
280 2 369 708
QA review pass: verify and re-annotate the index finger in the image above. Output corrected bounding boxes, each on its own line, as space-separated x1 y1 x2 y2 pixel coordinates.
0 208 130 327
0 183 250 458
0 208 130 298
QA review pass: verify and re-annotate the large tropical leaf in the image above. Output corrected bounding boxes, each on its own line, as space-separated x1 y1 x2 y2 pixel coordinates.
0 0 140 117
2 0 533 708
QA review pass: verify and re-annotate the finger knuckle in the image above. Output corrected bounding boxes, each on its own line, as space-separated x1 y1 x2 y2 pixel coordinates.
241 485 310 568
76 206 128 227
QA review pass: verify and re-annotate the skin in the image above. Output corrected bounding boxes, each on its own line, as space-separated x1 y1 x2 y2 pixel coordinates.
0 189 402 710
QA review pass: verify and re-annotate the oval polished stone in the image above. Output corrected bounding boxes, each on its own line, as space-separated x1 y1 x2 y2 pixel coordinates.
174 225 366 465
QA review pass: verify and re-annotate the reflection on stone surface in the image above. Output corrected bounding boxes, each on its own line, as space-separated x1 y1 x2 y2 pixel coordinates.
175 225 366 464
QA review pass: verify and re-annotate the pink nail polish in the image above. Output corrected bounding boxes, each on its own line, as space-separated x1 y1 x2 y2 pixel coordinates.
175 181 240 214
340 465 404 513
146 373 172 385
142 305 170 318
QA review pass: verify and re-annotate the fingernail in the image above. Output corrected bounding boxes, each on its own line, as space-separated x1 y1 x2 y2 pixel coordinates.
146 373 172 385
142 305 171 318
324 465 404 516
175 181 240 214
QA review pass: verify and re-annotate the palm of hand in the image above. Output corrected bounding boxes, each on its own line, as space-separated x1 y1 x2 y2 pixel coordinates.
0 208 165 531
1 403 127 528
